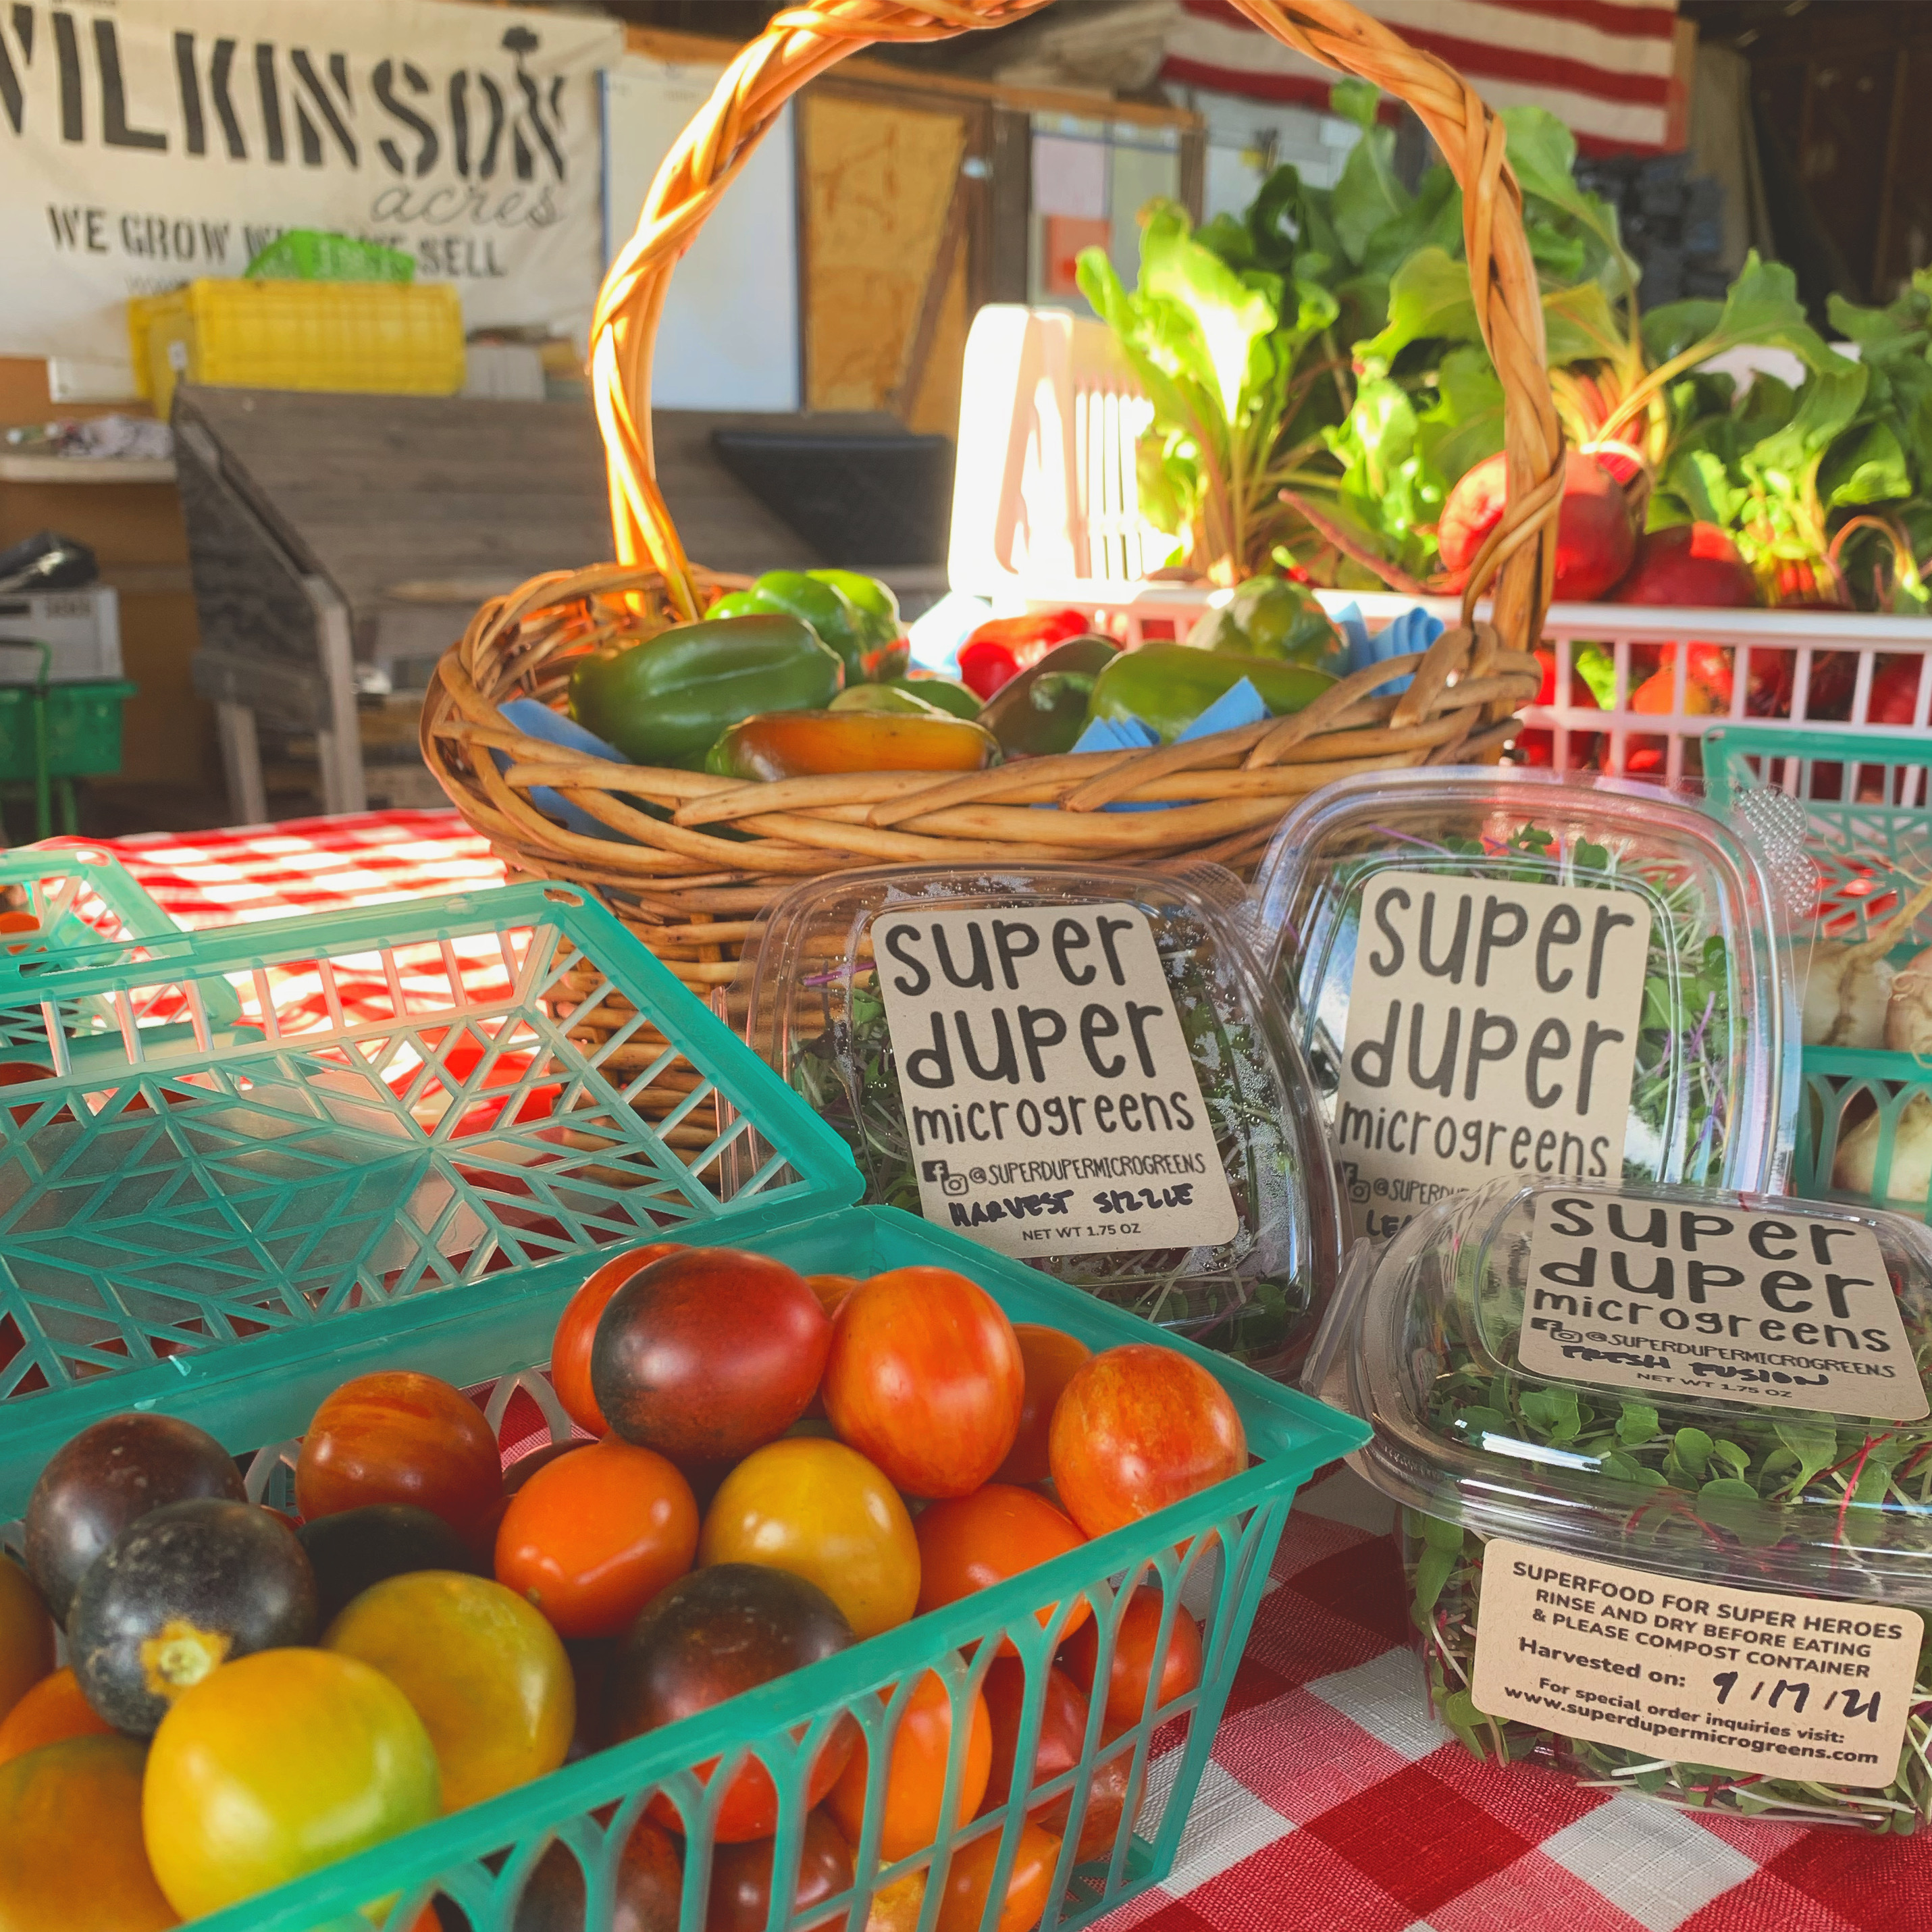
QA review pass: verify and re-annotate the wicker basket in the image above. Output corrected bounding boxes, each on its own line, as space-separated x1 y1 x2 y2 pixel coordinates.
421 0 1559 990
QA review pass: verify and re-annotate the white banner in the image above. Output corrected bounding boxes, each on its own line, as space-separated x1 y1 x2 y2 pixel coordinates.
0 0 620 365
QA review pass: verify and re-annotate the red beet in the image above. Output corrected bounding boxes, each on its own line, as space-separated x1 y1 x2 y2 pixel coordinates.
1611 523 1758 609
1438 450 1635 603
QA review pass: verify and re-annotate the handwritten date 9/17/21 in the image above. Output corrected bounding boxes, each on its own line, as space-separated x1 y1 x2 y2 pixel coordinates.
1713 1669 1885 1723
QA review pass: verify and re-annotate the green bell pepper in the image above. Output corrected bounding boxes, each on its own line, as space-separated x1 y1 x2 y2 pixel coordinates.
1187 576 1341 667
1086 644 1335 743
569 612 842 770
808 569 899 644
708 571 909 681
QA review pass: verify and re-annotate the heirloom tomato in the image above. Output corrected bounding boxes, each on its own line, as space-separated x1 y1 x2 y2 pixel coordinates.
913 1484 1089 1644
698 1438 918 1640
0 1735 176 1932
706 1810 852 1932
0 1667 111 1769
610 1564 857 1842
513 1821 682 1932
296 1372 502 1555
823 1268 1023 1498
1062 1583 1202 1729
142 1649 440 1919
495 1439 698 1640
550 1243 683 1436
828 1670 991 1861
323 1570 573 1812
592 1249 830 1465
1048 1346 1244 1539
993 1326 1092 1486
933 1821 1060 1932
0 1555 53 1725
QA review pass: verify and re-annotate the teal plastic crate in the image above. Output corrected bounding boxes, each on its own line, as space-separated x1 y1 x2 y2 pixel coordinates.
0 842 242 1049
0 879 1366 1932
1705 725 1932 1216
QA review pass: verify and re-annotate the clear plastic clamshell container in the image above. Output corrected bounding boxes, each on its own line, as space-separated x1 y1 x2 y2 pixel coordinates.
730 862 1343 1377
1311 1176 1932 1831
1251 768 1800 1247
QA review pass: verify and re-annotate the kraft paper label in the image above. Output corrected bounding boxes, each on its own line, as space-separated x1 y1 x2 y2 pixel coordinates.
1518 1192 1927 1422
1333 870 1652 1242
1470 1538 1921 1789
874 904 1238 1258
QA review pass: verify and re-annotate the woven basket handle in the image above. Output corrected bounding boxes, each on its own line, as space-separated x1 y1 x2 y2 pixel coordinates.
592 0 1562 648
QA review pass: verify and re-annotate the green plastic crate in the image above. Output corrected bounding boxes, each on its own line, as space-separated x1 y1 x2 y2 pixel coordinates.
0 678 135 781
0 880 1366 1932
1705 725 1932 1217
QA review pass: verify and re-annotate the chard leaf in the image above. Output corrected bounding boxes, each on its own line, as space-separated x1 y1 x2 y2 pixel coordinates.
1413 345 1505 493
1615 1403 1661 1447
1822 422 1911 508
1355 246 1478 367
1673 1427 1713 1478
1330 95 1407 268
1773 1416 1837 1490
1500 105 1639 298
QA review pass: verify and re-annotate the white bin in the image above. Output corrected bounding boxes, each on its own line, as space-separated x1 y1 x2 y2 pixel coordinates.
0 588 123 685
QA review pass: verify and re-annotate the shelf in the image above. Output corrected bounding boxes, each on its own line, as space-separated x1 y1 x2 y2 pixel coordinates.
0 454 176 485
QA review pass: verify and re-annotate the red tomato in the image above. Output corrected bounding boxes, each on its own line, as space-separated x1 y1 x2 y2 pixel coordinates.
1060 1584 1203 1729
591 1249 831 1465
707 1809 852 1932
933 1821 1060 1932
0 1557 53 1729
914 1484 1089 1645
829 1670 991 1861
824 1269 1024 1498
296 1371 503 1555
806 1274 861 1318
977 1656 1086 1816
1870 655 1928 725
1049 1346 1245 1540
994 1326 1092 1487
551 1243 683 1435
495 1438 699 1640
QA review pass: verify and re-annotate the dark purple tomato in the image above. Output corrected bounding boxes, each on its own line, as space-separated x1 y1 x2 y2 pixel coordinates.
297 1503 481 1624
707 1810 853 1932
589 1249 830 1465
609 1564 857 1843
70 1498 318 1734
513 1818 682 1932
25 1413 244 1622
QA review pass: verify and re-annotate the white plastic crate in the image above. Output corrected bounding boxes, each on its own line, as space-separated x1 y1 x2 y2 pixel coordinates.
948 305 1932 781
0 586 123 685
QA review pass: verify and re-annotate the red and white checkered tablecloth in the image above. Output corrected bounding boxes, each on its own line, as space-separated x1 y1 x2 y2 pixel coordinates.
86 811 1932 1932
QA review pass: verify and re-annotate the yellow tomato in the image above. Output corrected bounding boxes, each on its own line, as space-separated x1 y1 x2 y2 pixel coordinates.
698 1438 919 1639
142 1649 439 1921
323 1570 573 1812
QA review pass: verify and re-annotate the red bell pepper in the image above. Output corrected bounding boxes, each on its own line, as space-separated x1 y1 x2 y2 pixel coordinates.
956 609 1089 700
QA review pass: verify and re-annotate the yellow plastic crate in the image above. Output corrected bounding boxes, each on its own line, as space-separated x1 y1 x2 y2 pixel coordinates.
128 279 465 418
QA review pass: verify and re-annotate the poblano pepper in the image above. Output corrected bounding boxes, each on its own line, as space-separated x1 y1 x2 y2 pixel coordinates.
569 613 841 770
1086 644 1335 742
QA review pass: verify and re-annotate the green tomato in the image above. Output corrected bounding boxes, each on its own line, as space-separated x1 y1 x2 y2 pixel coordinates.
886 676 981 720
829 683 950 718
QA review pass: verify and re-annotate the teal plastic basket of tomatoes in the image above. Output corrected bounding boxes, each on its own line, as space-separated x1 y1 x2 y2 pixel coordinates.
0 881 1363 1932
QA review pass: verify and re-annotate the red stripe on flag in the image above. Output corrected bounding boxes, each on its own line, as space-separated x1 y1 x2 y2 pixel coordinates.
1396 26 1671 104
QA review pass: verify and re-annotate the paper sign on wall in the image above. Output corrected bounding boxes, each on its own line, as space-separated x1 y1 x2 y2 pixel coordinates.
0 0 620 367
1332 870 1652 1242
874 904 1238 1259
1471 1538 1922 1789
1516 1193 1927 1421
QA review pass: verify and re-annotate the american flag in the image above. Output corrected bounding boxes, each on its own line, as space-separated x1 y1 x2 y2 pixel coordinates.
1162 0 1685 155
